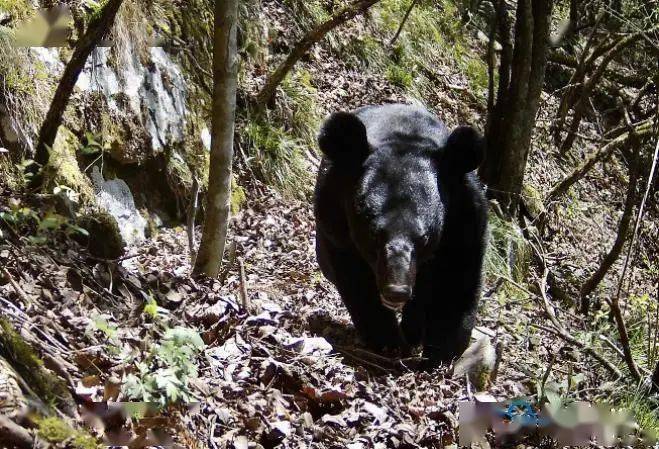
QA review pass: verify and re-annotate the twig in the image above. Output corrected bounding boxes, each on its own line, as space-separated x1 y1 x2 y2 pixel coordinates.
187 175 200 264
489 341 504 383
255 0 384 107
389 0 419 46
1 268 31 305
579 140 642 311
530 240 623 378
539 353 556 399
238 258 250 312
332 345 395 372
545 118 655 205
531 323 622 378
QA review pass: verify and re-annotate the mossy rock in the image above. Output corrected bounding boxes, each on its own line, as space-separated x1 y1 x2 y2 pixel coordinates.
42 127 94 202
77 210 126 259
0 319 74 414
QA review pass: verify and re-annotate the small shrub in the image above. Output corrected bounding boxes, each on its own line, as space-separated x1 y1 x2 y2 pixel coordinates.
122 326 205 407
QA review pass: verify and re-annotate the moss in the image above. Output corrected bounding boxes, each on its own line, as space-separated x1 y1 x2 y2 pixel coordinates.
37 417 102 449
0 319 71 410
77 210 125 259
230 176 246 215
42 127 94 202
522 184 545 217
165 148 194 209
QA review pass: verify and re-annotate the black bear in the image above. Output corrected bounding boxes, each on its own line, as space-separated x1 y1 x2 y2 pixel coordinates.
314 103 488 366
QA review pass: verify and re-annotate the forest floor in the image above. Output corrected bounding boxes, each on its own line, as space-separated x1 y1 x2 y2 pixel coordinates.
0 179 640 449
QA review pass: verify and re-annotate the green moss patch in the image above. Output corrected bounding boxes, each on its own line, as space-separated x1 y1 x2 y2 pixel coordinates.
37 417 101 449
0 318 72 410
42 127 94 202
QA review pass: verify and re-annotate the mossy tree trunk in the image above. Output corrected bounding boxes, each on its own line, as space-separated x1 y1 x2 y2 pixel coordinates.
34 0 124 169
480 0 553 214
192 0 239 278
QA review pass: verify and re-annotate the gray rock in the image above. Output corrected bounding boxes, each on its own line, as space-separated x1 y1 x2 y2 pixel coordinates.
90 166 146 246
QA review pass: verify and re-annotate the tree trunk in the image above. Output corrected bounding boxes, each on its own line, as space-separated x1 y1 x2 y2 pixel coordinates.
192 0 239 278
255 0 382 108
481 0 554 214
34 0 124 168
579 143 641 313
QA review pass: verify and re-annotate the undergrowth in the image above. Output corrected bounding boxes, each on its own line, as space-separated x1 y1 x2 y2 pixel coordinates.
348 0 489 100
242 68 320 198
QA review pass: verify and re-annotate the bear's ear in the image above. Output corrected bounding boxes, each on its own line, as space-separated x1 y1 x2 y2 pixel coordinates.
442 125 486 174
318 112 369 165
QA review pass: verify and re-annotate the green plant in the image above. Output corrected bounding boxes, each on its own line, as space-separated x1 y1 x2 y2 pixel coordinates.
143 296 170 321
244 119 312 198
122 326 205 407
79 131 110 156
0 197 88 243
386 63 414 88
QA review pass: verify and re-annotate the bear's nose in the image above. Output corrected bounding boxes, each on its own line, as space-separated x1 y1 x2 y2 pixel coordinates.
381 284 411 311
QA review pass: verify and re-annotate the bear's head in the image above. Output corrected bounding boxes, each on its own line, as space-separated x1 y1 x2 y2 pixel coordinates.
318 111 485 312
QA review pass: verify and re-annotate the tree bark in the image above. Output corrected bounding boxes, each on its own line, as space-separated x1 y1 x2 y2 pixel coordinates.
579 143 641 313
255 0 382 108
34 0 124 167
192 0 239 278
481 0 554 213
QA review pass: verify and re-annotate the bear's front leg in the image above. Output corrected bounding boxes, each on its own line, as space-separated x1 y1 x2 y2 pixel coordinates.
416 256 481 369
317 235 403 351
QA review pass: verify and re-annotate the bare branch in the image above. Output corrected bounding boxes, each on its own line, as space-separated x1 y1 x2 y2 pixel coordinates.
255 0 383 108
34 0 124 168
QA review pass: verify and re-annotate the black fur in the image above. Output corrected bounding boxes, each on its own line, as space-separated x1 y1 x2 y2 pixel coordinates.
314 104 488 367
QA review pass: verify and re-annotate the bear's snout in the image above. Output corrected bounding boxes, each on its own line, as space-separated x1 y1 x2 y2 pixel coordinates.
378 238 416 311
